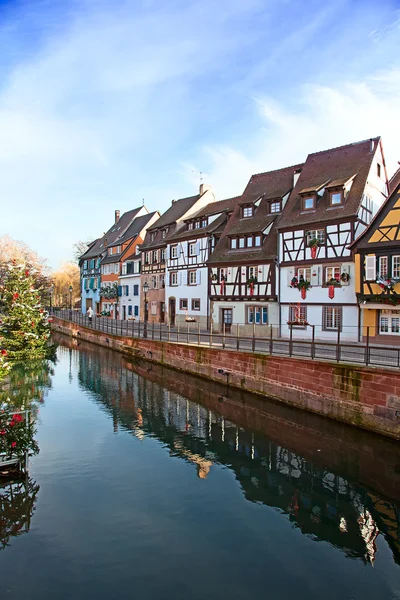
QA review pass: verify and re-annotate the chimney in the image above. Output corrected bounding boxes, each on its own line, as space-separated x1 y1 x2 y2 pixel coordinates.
370 138 374 153
115 209 120 223
200 183 211 196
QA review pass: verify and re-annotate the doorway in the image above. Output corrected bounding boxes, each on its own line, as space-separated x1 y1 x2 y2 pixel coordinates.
222 308 233 333
169 298 176 326
160 302 165 323
122 305 126 320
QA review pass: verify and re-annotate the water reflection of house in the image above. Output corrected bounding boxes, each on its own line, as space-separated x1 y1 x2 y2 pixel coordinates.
75 342 400 566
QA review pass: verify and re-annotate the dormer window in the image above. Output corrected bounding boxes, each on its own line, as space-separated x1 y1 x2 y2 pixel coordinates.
151 232 156 241
194 221 200 229
230 238 237 249
201 218 208 227
302 196 316 211
329 191 343 207
242 206 253 218
162 229 168 239
269 200 281 214
188 222 194 230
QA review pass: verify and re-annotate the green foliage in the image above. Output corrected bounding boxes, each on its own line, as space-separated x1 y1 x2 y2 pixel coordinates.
0 407 39 461
0 478 40 551
0 262 55 361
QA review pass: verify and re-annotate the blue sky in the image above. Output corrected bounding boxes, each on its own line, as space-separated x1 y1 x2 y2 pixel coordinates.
1 0 400 269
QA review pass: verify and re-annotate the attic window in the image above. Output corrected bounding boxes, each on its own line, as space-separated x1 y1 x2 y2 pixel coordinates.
269 200 281 214
162 229 168 239
377 163 381 178
201 218 207 227
188 222 194 230
302 196 316 211
151 232 156 241
242 206 253 218
329 191 343 207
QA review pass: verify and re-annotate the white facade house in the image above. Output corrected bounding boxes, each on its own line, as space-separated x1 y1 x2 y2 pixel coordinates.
278 137 389 341
165 197 237 327
119 251 142 320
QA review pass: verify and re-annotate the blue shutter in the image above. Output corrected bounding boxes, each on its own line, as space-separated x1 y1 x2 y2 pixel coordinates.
134 305 139 316
117 286 122 297
134 285 139 296
262 307 268 324
125 286 129 296
128 305 132 316
89 278 94 289
90 259 95 268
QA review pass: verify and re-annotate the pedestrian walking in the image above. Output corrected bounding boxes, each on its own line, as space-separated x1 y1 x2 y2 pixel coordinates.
87 306 94 324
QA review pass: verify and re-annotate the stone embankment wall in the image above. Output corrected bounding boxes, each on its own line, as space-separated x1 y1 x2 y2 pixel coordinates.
52 317 400 440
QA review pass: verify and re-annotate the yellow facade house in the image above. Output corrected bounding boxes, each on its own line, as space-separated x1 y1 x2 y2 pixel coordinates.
352 175 400 342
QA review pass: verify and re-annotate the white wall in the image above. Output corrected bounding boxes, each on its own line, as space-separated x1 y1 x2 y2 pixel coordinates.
119 273 141 319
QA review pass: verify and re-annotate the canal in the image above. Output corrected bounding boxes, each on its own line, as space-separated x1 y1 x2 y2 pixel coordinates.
1 334 400 599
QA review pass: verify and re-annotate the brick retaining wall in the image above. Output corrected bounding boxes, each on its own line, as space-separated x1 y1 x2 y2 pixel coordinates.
52 317 400 439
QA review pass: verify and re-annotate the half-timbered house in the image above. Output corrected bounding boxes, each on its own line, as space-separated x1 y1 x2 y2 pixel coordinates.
207 165 303 335
140 185 215 324
351 174 400 342
165 197 239 327
80 207 146 314
278 137 389 340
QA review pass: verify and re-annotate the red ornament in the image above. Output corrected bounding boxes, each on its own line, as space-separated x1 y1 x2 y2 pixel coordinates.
1 349 6 356
11 441 16 448
301 287 307 300
311 246 317 259
328 285 335 299
249 282 254 297
25 270 29 276
0 430 5 436
220 279 225 295
31 321 35 327
13 293 19 300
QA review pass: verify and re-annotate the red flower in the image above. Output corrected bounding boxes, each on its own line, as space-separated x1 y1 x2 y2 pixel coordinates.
9 421 15 427
1 349 6 356
13 293 19 300
0 430 5 436
25 270 29 276
11 414 23 423
11 441 16 448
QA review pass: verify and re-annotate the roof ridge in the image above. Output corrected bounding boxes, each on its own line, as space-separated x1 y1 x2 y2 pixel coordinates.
307 136 381 158
388 165 400 184
249 163 304 179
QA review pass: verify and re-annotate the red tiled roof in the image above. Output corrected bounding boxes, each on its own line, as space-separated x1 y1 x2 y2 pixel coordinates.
278 137 382 229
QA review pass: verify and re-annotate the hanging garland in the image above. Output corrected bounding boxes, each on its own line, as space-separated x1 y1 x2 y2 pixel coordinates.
375 275 400 292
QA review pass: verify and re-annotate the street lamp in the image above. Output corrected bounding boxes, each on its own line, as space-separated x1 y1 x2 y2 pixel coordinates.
69 285 73 310
49 285 54 312
143 282 149 338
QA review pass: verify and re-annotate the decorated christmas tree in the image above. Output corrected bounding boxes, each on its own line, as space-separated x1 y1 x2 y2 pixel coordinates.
0 262 53 361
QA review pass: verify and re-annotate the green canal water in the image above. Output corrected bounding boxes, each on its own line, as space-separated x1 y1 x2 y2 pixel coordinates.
1 334 400 599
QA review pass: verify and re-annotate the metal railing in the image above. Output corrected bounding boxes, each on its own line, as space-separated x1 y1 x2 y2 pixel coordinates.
50 309 400 369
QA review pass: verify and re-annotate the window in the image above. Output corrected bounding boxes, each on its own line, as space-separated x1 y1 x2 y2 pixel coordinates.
323 306 342 331
170 272 178 286
289 305 307 326
242 206 253 218
145 252 150 265
189 242 197 256
192 299 200 311
83 260 88 269
151 232 156 241
152 276 158 289
239 238 245 249
160 275 165 288
247 306 268 324
188 270 197 285
219 268 227 282
254 235 261 247
306 229 325 244
180 298 188 310
171 245 178 259
269 200 281 214
124 285 129 296
302 196 316 211
379 256 388 278
134 306 139 317
152 250 158 263
325 266 341 282
296 267 311 281
84 278 89 290
161 249 166 262
377 163 381 178
380 310 400 335
247 266 256 279
109 248 113 256
201 219 207 227
247 236 253 248
122 263 127 275
128 305 132 316
230 238 237 249
393 256 400 278
162 229 168 239
329 191 343 206
151 301 157 315
188 222 194 230
133 285 139 296
114 263 120 274
117 246 121 254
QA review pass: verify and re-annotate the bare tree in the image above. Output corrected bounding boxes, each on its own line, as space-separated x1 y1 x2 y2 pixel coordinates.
72 239 96 263
51 262 81 307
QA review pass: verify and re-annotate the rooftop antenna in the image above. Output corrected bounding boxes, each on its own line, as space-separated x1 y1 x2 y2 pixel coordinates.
192 170 210 183
142 198 145 206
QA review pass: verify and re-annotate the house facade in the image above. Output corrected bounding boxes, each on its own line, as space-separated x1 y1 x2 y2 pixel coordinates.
118 248 142 321
277 138 389 340
100 210 159 317
140 185 215 324
207 165 302 335
165 197 239 327
80 208 145 314
352 174 400 342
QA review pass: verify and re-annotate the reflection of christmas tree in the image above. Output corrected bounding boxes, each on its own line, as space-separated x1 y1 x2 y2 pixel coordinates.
0 477 40 550
0 360 54 413
0 262 55 360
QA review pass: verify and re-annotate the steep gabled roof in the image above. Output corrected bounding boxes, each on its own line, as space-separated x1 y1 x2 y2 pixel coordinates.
208 164 301 265
185 196 240 220
278 137 382 229
108 212 158 246
80 207 145 260
389 166 400 194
